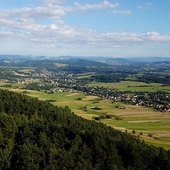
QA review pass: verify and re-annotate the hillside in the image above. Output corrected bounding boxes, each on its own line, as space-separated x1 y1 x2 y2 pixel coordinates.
0 89 170 170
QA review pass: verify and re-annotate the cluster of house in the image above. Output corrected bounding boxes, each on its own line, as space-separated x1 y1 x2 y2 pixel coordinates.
120 93 170 112
11 68 169 113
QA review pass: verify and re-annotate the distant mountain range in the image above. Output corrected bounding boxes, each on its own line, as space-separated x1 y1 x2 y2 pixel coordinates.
0 54 170 65
126 57 170 62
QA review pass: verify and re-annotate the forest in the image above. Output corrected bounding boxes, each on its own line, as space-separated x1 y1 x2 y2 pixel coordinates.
0 89 170 170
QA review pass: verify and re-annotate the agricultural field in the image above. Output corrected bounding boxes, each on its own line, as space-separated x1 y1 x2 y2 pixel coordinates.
0 58 169 150
54 62 68 67
89 81 170 92
77 72 95 79
2 86 170 150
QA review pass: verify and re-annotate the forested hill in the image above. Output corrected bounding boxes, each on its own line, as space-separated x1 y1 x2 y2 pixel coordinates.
0 89 170 170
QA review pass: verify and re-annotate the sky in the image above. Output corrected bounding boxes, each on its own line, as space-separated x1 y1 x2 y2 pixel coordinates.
0 0 170 58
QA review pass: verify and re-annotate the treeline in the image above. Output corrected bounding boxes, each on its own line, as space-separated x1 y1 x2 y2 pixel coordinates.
91 74 127 83
25 82 56 91
137 74 170 84
0 89 170 170
0 68 19 81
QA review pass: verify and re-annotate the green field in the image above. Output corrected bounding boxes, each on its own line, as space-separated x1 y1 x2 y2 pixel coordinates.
89 81 170 92
2 87 169 150
77 72 95 79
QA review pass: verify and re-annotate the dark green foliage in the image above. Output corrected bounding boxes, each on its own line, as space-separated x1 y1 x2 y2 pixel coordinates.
93 114 122 121
0 89 170 169
137 74 170 84
92 74 127 83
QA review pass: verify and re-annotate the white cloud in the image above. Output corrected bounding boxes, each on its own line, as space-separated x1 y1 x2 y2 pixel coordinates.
0 3 170 48
136 5 142 9
146 32 170 42
103 0 119 8
113 9 131 15
1 14 170 48
0 2 73 39
0 1 169 56
137 3 152 9
74 1 119 10
0 31 14 38
100 32 170 44
0 3 72 27
41 0 65 4
146 3 153 6
73 1 131 16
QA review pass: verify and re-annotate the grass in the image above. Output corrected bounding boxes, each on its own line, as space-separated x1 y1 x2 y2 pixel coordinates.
18 68 35 72
54 63 68 67
77 72 95 79
89 81 170 92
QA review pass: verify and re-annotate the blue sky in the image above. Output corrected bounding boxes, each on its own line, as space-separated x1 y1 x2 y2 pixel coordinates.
0 0 170 57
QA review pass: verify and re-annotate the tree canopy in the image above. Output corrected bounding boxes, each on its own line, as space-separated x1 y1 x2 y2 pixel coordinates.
0 89 170 170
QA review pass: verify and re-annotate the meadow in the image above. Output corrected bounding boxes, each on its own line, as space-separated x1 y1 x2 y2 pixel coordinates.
89 81 170 92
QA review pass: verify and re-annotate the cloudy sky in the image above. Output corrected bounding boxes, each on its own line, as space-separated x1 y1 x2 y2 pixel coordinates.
0 0 170 57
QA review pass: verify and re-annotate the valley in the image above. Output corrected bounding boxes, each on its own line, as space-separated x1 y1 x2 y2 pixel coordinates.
0 56 169 149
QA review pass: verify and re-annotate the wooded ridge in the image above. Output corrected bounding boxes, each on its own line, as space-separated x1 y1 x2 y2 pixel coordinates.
0 89 170 170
